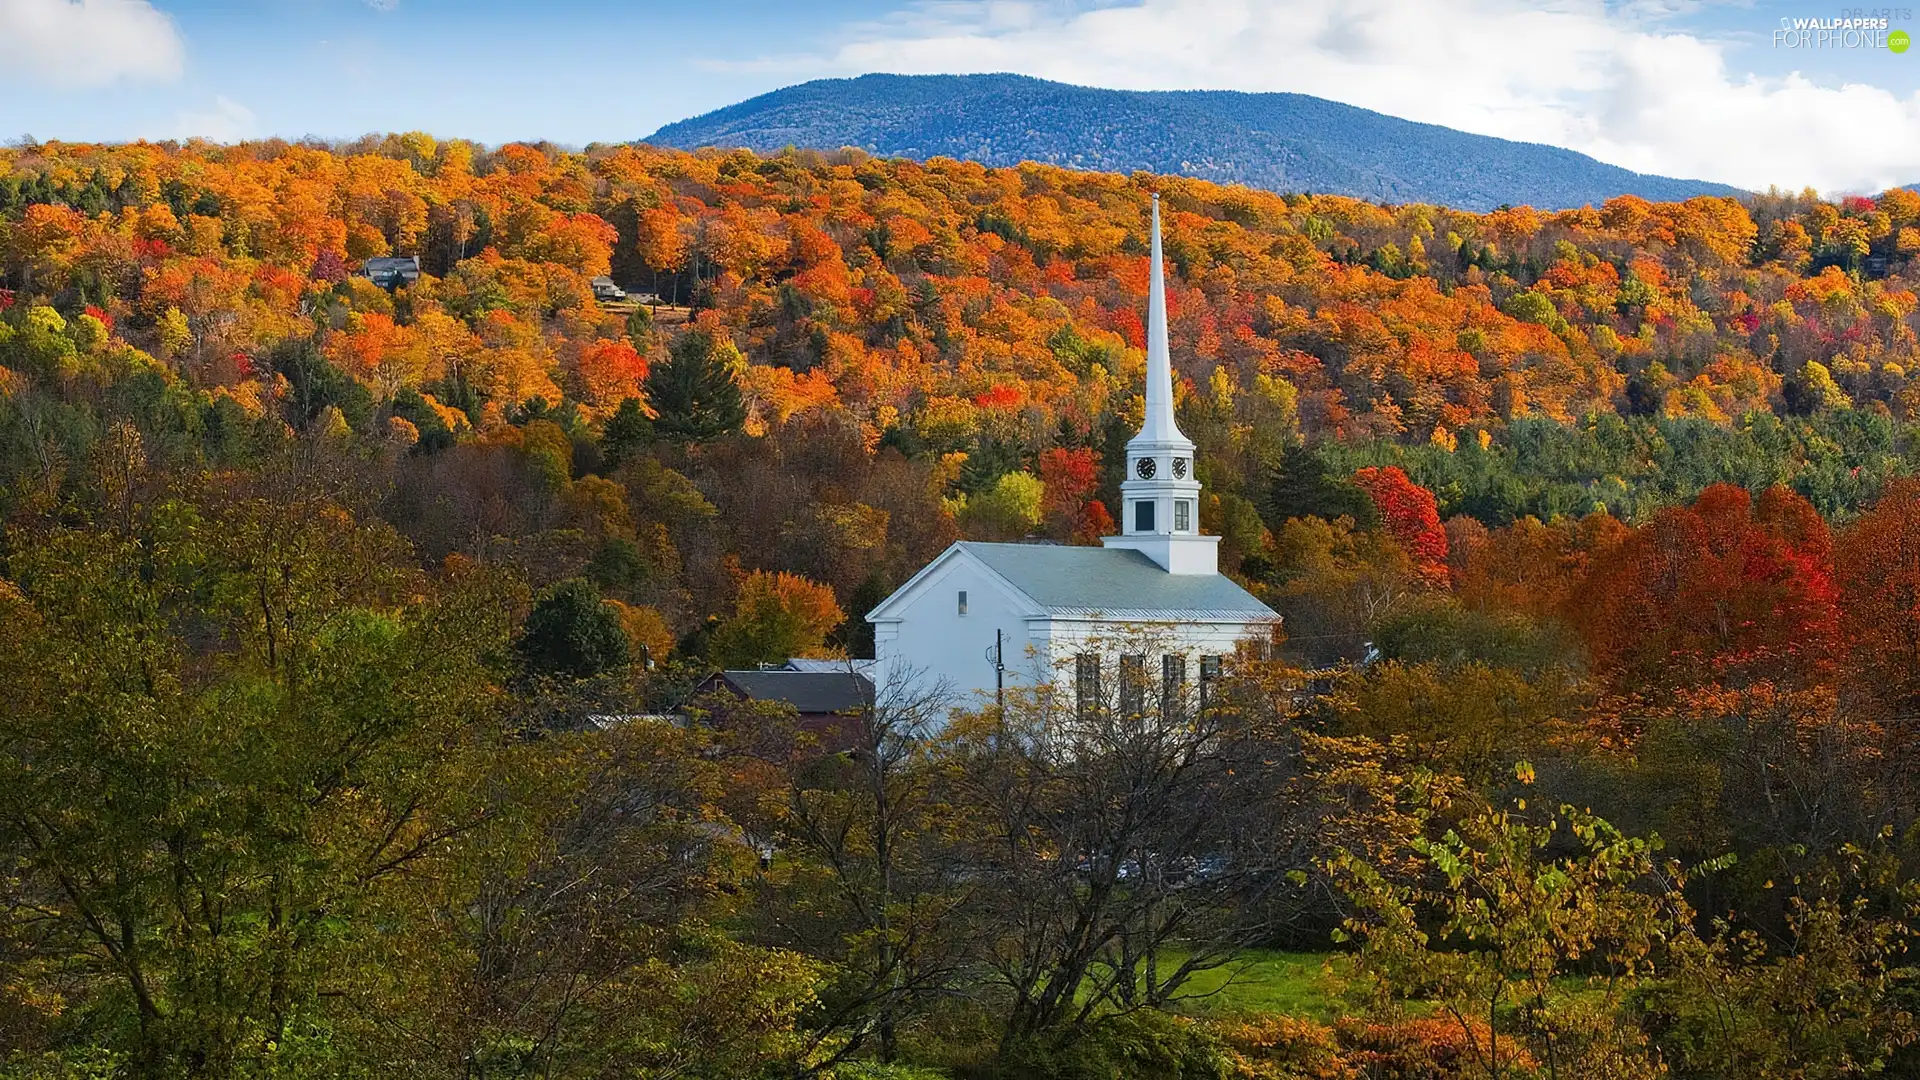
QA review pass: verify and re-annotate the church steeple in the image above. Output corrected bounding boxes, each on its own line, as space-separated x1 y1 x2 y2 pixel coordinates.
1139 194 1186 447
1101 193 1220 576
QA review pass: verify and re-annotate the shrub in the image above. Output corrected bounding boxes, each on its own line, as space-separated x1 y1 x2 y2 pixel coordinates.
992 1012 1228 1080
831 1064 953 1080
1334 1017 1514 1080
1214 1015 1354 1079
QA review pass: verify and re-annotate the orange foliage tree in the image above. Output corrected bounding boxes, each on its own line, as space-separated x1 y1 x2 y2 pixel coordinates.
709 570 846 670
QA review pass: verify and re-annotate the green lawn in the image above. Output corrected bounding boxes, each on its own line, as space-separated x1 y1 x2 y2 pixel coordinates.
1158 950 1353 1021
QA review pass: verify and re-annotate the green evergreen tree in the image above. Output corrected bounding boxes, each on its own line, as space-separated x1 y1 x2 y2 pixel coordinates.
601 397 654 467
1265 445 1377 528
515 579 630 679
625 304 654 350
646 328 746 442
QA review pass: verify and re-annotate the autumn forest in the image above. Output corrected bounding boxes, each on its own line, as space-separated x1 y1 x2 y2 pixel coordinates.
5 133 1920 1079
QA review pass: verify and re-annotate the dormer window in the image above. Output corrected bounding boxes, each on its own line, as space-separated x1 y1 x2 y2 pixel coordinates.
1135 457 1157 479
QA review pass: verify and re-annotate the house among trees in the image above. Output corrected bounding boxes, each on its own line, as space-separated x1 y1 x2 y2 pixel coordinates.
693 665 875 751
359 255 421 290
866 195 1280 708
590 275 626 301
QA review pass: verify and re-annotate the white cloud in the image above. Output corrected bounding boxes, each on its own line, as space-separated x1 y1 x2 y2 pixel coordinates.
174 96 256 143
785 0 1920 194
0 0 185 87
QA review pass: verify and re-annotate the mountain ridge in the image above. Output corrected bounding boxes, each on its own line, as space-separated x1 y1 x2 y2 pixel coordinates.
647 73 1742 212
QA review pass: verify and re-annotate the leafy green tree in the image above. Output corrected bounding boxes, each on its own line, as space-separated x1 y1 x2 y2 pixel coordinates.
958 470 1044 540
1370 594 1580 676
586 535 653 601
645 328 745 442
1265 514 1418 667
450 720 825 1080
1333 773 1696 1080
515 578 631 679
0 488 520 1077
1639 845 1920 1080
1333 661 1579 786
771 671 960 1066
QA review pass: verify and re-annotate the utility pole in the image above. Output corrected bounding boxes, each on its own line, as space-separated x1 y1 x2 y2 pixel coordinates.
985 628 1005 711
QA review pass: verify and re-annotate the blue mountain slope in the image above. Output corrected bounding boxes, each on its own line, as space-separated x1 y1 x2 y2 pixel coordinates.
647 73 1741 211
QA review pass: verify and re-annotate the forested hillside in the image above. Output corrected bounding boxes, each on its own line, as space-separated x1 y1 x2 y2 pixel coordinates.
648 74 1743 211
6 135 1920 1079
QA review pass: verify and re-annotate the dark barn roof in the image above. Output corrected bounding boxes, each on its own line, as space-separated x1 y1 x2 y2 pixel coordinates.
710 669 873 715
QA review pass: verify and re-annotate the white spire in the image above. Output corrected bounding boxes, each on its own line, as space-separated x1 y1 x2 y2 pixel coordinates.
1138 194 1190 449
1101 192 1218 575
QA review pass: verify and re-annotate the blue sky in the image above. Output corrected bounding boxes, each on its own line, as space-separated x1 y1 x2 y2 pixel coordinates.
0 0 901 144
7 0 1920 192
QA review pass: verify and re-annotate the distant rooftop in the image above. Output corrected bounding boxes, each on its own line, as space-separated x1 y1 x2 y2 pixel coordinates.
711 669 873 714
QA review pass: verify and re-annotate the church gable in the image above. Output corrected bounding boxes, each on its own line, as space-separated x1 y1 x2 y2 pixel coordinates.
864 543 1044 624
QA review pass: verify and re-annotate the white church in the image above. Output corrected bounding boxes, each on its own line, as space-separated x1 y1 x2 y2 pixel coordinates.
866 195 1281 709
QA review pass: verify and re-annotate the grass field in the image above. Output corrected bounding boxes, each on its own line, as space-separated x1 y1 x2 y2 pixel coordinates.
601 300 692 327
1158 950 1355 1021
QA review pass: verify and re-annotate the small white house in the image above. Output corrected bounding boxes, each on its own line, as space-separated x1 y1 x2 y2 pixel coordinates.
867 194 1280 710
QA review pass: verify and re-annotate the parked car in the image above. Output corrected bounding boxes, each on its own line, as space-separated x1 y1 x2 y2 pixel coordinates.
359 255 420 290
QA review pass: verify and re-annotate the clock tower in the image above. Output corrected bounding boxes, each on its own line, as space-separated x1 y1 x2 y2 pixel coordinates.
1102 194 1220 576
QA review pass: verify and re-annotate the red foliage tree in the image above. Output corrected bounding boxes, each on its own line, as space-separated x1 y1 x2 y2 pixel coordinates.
1837 479 1920 720
573 338 650 407
1573 484 1838 693
1038 447 1105 544
1353 466 1449 588
973 385 1022 410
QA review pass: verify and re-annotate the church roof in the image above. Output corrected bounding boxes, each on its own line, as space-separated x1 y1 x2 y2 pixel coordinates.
957 542 1278 621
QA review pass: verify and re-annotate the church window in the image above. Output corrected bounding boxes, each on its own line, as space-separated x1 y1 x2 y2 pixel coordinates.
1174 500 1191 531
1119 654 1147 716
1199 654 1223 712
1075 654 1101 717
1134 500 1155 532
1161 654 1186 720
1135 457 1157 479
957 590 968 616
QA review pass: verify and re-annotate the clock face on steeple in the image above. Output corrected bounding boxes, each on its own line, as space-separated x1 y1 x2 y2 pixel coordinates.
1135 457 1157 479
1172 458 1189 479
